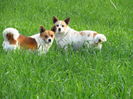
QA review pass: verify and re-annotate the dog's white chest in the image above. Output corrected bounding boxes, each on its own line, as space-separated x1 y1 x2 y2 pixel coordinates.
31 34 52 54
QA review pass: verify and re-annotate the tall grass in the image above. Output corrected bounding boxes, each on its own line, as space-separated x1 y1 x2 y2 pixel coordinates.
0 0 132 98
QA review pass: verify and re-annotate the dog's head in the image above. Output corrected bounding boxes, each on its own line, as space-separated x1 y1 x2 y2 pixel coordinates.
39 26 55 44
52 16 70 34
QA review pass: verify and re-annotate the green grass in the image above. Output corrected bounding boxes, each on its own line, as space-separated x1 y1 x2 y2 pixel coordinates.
0 0 133 98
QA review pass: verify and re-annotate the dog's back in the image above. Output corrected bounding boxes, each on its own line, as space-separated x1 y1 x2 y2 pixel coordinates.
2 28 37 50
17 35 37 50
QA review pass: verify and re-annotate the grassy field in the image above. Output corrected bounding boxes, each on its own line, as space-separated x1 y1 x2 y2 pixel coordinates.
0 0 133 98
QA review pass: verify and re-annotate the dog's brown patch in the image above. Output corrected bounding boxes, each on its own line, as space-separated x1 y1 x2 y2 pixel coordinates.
93 32 98 37
40 30 55 40
6 33 16 44
61 21 67 28
17 35 37 50
80 32 85 36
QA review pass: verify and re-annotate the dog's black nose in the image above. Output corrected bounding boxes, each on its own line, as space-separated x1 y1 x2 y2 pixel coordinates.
58 28 61 31
48 39 51 42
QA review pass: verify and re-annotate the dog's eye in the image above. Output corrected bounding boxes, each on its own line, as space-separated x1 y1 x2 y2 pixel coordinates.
56 25 59 27
45 35 48 38
51 35 53 37
62 25 64 27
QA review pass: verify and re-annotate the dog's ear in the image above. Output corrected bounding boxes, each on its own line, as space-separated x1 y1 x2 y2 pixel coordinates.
40 26 46 33
51 26 56 32
53 16 58 24
64 17 70 25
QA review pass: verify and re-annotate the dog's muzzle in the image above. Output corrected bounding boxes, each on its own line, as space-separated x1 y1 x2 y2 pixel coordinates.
48 39 51 43
58 28 61 32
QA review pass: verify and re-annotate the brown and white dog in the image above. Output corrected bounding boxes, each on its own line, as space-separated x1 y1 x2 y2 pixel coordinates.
2 26 55 54
52 16 107 50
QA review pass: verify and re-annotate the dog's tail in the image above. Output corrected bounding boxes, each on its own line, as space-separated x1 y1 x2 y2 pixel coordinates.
3 28 20 42
94 34 107 43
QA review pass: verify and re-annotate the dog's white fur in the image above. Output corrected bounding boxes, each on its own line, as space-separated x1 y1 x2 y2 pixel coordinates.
31 34 53 53
2 28 19 50
2 28 54 54
53 17 107 50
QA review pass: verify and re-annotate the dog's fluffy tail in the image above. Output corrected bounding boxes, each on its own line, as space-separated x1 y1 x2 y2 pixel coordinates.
2 28 20 51
3 28 20 41
94 34 107 43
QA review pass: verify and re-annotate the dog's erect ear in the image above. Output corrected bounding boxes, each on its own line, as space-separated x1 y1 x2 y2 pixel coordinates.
40 26 46 33
51 26 56 32
53 16 58 24
64 17 70 25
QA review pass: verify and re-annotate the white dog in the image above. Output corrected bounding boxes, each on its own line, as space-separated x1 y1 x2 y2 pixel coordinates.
52 16 107 50
2 26 55 54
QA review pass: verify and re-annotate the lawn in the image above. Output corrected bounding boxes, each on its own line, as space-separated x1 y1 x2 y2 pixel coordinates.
0 0 133 98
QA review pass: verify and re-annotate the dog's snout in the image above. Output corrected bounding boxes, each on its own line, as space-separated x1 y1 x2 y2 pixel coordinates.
48 39 51 42
58 28 61 31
